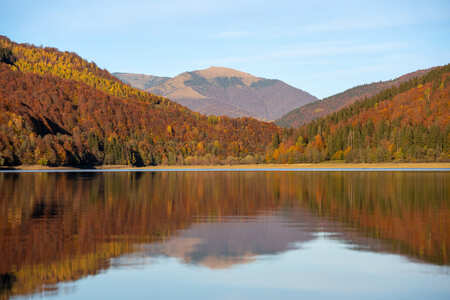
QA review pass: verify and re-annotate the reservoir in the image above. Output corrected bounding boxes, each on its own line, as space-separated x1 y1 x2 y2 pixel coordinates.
0 171 449 299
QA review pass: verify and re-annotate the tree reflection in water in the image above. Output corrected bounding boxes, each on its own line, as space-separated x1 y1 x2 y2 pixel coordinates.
0 171 448 298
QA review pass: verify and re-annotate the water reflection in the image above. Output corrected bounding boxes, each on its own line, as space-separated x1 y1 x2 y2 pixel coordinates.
0 171 448 298
142 213 317 269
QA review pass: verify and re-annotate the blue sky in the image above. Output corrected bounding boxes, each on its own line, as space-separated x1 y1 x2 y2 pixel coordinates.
1 0 449 98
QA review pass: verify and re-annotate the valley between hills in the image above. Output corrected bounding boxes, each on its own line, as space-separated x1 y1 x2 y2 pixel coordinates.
0 35 449 168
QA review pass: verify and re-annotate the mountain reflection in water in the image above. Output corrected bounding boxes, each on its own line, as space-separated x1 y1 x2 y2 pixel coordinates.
0 171 448 299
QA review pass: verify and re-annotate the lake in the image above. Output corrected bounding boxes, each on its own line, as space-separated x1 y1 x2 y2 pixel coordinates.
0 171 449 299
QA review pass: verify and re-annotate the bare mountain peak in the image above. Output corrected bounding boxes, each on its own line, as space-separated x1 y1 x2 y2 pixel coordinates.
114 67 317 121
195 66 258 80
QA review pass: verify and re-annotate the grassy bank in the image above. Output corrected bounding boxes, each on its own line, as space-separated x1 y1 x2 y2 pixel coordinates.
2 162 450 171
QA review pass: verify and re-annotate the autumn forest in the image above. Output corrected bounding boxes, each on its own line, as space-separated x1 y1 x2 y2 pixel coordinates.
0 35 448 167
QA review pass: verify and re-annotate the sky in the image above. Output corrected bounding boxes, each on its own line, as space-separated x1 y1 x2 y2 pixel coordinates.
1 0 449 98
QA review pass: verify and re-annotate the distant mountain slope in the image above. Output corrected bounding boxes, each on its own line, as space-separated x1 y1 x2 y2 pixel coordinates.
115 67 318 121
113 72 170 90
267 64 450 163
276 68 433 127
0 36 279 167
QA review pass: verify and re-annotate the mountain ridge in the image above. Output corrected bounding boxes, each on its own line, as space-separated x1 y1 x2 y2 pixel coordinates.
267 64 449 163
112 72 170 90
0 36 279 167
115 67 318 121
276 68 435 127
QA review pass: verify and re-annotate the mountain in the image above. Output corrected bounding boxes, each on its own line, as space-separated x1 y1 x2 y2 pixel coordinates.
114 67 318 121
1 35 447 167
267 64 449 163
113 72 169 90
0 36 279 167
276 68 434 127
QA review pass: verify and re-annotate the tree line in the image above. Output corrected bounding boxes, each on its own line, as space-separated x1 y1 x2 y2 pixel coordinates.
0 35 448 166
0 60 278 166
268 65 450 163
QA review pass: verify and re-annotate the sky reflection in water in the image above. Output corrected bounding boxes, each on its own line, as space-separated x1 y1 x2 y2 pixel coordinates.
0 171 449 299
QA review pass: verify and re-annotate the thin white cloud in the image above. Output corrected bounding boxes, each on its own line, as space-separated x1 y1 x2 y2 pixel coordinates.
298 11 450 34
193 41 406 66
47 0 241 31
241 13 445 40
310 64 393 79
300 17 408 33
213 31 251 39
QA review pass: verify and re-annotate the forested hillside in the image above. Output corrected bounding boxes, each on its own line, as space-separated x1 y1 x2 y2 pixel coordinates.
276 68 432 127
267 65 450 163
0 37 278 167
0 36 171 106
0 35 448 166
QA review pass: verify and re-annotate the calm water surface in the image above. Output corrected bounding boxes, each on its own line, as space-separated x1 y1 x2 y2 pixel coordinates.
0 171 449 299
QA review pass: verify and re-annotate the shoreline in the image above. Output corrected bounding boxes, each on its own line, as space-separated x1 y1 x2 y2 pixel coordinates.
1 162 449 172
